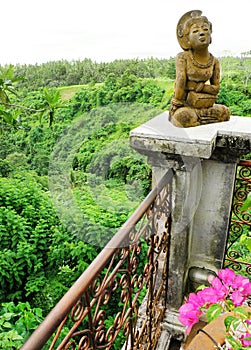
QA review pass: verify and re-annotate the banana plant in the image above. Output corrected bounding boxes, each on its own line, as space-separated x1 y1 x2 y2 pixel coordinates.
41 87 67 126
0 65 24 132
0 65 67 131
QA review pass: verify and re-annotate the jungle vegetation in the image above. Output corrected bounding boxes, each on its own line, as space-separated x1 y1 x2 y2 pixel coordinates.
0 54 250 348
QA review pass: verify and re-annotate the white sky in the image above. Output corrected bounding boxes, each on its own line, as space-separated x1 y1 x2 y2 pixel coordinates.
1 0 250 65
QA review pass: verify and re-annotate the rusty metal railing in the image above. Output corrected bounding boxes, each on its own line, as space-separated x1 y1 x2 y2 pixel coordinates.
21 169 174 350
225 160 251 276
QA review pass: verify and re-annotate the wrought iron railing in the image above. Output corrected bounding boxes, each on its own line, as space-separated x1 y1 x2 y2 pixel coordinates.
21 169 174 350
225 160 251 277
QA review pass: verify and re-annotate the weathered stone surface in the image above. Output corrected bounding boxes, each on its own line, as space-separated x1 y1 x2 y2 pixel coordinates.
188 160 236 286
130 112 251 160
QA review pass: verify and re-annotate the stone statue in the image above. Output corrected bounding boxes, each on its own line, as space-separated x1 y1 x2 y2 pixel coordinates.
169 10 231 127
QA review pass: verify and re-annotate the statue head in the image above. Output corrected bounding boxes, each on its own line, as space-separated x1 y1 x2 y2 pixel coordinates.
177 10 212 50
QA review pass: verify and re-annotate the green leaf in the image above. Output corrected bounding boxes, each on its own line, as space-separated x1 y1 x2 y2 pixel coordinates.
206 304 222 323
241 192 251 211
230 318 242 331
233 306 249 318
246 236 251 252
7 329 23 340
224 315 236 332
2 321 13 329
195 284 207 291
225 335 242 349
225 299 234 310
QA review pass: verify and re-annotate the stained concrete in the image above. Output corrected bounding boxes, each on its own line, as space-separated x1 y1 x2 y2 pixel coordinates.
130 112 251 341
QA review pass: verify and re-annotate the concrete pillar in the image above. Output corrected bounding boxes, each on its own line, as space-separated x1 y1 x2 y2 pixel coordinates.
130 112 251 339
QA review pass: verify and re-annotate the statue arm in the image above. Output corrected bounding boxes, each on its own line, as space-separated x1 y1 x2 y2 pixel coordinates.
174 53 187 100
169 53 187 115
201 58 220 95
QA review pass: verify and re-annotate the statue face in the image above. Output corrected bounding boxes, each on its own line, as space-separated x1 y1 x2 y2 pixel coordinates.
188 21 211 49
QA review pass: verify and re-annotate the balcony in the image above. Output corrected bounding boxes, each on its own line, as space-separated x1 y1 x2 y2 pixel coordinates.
21 169 173 349
22 114 251 349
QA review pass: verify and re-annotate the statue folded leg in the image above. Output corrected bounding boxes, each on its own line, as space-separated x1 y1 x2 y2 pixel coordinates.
197 104 231 124
170 107 200 128
170 104 231 128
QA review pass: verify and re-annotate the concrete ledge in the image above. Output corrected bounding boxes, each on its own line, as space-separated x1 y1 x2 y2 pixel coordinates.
130 113 251 159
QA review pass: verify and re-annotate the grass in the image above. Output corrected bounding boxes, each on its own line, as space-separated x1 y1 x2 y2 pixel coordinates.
57 79 174 101
154 78 174 94
58 85 87 100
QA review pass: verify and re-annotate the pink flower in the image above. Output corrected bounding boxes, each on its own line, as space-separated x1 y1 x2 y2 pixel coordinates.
197 287 223 306
207 274 215 284
187 292 204 309
210 276 228 298
234 275 251 297
241 332 251 346
178 269 251 337
230 290 245 306
178 303 202 334
218 268 236 286
218 268 251 303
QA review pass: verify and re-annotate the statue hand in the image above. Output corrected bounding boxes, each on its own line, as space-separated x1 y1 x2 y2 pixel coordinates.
187 81 204 92
169 98 184 115
195 82 205 92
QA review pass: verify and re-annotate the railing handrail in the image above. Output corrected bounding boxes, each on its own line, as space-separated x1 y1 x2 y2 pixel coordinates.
239 159 251 167
21 169 174 350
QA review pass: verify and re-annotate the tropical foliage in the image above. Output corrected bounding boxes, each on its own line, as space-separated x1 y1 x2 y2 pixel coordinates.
0 302 42 349
0 54 250 348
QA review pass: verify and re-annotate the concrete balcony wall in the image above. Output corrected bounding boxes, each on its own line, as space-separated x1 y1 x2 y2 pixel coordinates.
130 112 251 341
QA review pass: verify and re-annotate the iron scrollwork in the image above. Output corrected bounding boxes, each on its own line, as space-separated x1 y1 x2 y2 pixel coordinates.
43 171 173 350
225 160 251 277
